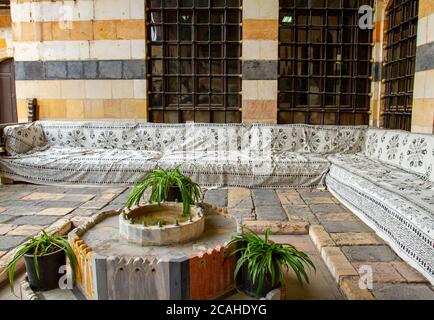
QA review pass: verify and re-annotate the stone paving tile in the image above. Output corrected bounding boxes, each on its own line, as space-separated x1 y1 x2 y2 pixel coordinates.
7 225 43 236
10 215 59 226
309 203 347 214
227 188 253 209
203 189 228 208
391 262 428 283
269 235 317 254
341 245 399 262
0 224 16 236
283 205 319 224
79 201 110 210
0 251 5 258
303 197 335 204
299 191 332 199
21 193 65 201
0 200 42 207
309 225 336 251
276 190 306 205
255 205 287 221
71 208 98 217
331 232 384 246
0 191 33 200
315 212 357 222
321 221 370 233
1 207 44 216
0 235 27 251
35 200 83 208
93 193 119 202
227 208 254 220
0 208 5 214
61 194 96 202
372 283 434 300
251 189 280 206
0 215 14 224
321 247 358 283
340 277 375 300
353 262 406 283
37 207 75 216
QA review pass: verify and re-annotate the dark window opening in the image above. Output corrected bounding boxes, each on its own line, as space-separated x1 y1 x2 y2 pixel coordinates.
147 0 242 123
383 0 418 131
278 0 373 125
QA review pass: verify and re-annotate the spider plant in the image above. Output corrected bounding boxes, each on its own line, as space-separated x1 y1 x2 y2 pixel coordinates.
226 228 315 297
125 166 202 215
1 231 76 293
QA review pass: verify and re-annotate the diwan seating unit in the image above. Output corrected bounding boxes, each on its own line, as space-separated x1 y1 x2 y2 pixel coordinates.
0 121 433 284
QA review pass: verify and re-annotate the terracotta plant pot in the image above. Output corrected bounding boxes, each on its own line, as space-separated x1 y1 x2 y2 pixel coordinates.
24 248 66 291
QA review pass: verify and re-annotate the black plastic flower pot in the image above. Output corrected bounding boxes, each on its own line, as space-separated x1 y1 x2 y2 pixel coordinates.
241 262 281 298
24 248 66 291
166 186 183 202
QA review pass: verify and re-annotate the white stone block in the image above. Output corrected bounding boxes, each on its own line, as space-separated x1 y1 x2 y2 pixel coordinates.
74 0 95 20
111 80 135 99
131 40 146 59
35 80 62 99
133 80 146 99
40 1 63 22
13 42 40 61
243 41 260 60
10 3 31 22
60 80 86 99
424 69 434 99
243 80 258 100
15 81 36 99
413 71 426 99
417 16 428 46
84 80 112 99
40 41 87 61
427 13 434 44
130 0 145 20
243 0 278 20
90 40 131 60
94 0 130 20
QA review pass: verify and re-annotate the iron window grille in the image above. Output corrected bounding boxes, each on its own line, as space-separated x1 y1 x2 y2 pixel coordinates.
383 0 418 131
147 0 242 123
278 0 373 125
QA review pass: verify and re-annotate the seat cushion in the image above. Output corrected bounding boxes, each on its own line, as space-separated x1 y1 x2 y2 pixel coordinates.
158 151 330 188
327 153 434 282
4 123 47 155
0 147 161 185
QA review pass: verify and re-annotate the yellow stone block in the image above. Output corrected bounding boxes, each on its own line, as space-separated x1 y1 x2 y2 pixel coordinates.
93 20 116 40
66 100 85 119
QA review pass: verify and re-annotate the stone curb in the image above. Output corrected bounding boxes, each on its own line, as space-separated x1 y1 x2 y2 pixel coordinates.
242 220 309 235
339 276 375 300
309 225 335 251
320 246 358 285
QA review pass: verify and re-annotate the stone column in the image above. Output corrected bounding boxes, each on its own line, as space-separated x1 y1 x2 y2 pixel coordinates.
241 0 278 123
412 0 434 133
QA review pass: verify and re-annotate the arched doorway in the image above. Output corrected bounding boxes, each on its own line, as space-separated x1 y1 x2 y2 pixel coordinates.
0 58 17 123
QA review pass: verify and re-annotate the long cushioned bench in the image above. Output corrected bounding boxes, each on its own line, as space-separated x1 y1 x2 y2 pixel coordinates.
0 121 432 284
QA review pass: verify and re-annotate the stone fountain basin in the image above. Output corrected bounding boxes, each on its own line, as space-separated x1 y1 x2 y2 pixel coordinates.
119 202 205 246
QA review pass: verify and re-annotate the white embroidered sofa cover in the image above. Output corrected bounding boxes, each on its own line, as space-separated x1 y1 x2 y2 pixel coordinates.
327 128 434 284
0 121 366 187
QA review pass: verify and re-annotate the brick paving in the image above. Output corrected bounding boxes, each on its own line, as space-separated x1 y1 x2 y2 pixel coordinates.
0 184 433 300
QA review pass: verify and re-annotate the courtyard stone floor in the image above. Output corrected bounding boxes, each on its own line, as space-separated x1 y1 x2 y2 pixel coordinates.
0 183 433 300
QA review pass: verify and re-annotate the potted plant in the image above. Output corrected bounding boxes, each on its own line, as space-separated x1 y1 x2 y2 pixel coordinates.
2 231 76 293
226 228 315 298
126 166 202 215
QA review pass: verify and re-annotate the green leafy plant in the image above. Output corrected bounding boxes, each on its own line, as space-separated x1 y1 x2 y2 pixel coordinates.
1 231 76 293
226 228 315 295
125 166 202 215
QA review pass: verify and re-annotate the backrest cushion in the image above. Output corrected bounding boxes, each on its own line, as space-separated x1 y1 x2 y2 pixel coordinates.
304 125 367 154
4 123 47 155
365 128 434 181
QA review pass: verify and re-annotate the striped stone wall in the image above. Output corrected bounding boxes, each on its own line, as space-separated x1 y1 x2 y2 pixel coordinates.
0 8 12 59
10 0 147 122
241 0 278 123
412 0 434 133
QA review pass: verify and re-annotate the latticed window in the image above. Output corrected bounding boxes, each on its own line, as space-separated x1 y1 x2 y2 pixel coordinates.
147 0 242 123
383 0 419 131
278 0 373 125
